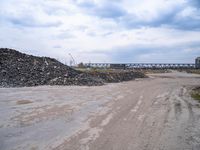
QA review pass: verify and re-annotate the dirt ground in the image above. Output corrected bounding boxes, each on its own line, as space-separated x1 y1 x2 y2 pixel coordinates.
1 71 200 150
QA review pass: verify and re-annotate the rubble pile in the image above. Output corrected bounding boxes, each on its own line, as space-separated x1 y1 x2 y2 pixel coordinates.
0 48 103 87
88 71 146 83
0 48 146 87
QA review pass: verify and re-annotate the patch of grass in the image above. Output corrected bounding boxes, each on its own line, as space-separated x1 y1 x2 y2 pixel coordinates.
191 93 200 101
16 100 33 105
191 87 200 102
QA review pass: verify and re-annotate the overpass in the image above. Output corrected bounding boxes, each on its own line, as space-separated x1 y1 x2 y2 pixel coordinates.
84 63 196 69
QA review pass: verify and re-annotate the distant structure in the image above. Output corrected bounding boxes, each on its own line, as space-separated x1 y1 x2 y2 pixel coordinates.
195 57 200 69
84 57 200 69
110 64 126 69
85 63 195 69
68 53 76 67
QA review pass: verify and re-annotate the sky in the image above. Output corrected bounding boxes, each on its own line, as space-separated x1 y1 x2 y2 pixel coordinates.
0 0 200 64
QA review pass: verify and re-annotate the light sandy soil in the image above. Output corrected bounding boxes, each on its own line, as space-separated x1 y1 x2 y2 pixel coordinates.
1 71 200 150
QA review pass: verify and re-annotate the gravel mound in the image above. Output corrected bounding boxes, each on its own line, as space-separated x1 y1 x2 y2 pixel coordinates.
0 48 103 87
88 71 146 83
0 48 146 87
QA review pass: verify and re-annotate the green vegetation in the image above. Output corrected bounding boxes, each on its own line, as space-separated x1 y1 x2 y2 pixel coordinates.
191 93 200 101
191 87 200 102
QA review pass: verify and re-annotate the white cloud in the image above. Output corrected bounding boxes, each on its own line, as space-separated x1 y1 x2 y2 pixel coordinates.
0 0 200 64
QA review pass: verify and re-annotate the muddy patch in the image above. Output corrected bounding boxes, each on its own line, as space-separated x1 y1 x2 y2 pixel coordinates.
16 100 33 105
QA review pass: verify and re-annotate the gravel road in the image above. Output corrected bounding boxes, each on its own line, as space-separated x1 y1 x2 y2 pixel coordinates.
1 71 200 150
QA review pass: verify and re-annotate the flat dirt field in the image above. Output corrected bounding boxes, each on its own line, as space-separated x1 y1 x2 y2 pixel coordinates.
1 71 200 150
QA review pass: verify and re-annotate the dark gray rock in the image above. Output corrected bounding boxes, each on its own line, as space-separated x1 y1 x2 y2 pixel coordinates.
0 48 103 87
0 48 146 87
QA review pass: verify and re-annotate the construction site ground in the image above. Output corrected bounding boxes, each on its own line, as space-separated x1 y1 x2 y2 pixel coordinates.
1 71 200 150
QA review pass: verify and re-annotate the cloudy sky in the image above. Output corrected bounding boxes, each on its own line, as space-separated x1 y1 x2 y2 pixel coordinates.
0 0 200 64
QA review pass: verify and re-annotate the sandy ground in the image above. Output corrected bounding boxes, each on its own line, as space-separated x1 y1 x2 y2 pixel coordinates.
1 71 200 150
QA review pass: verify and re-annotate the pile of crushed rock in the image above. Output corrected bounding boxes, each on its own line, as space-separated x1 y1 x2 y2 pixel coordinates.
87 70 146 83
0 48 146 87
